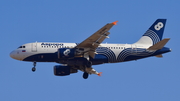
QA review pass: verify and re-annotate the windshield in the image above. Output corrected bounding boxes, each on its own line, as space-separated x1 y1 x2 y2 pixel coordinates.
17 46 25 49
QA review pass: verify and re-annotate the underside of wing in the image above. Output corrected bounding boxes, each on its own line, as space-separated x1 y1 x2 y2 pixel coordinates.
75 21 118 58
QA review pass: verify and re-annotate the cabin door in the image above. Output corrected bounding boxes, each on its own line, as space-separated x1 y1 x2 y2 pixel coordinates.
31 42 37 52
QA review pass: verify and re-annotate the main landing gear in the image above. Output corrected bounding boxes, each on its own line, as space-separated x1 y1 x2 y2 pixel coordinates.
82 61 92 79
32 62 36 72
83 72 89 79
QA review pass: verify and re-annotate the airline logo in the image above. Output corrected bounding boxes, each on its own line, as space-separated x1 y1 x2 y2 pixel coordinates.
41 43 64 47
154 22 164 31
63 49 70 56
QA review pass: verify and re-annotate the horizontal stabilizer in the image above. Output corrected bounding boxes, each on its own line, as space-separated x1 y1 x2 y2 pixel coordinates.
148 38 170 50
155 54 163 58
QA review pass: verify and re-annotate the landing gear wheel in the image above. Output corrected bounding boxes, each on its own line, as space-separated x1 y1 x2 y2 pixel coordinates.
32 67 36 72
83 72 89 79
32 62 36 72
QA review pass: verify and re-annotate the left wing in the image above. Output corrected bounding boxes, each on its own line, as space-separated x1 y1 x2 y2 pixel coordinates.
75 21 118 58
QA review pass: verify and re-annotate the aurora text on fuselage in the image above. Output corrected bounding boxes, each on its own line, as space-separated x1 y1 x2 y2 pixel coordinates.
41 43 64 47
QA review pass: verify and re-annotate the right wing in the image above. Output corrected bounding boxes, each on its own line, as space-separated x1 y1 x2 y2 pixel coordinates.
75 21 118 58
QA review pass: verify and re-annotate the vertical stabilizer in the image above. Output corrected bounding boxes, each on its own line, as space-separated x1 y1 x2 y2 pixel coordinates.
135 19 166 45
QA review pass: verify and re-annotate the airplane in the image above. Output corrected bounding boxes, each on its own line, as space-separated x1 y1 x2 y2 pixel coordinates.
10 19 171 79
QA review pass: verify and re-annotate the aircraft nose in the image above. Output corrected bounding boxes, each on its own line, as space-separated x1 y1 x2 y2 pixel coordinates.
10 50 24 61
10 50 16 59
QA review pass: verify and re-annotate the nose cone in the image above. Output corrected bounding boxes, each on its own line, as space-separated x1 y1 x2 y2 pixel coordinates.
10 50 16 59
10 50 22 60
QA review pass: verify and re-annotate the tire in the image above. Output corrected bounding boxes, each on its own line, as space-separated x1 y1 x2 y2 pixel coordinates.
32 67 36 72
83 72 88 79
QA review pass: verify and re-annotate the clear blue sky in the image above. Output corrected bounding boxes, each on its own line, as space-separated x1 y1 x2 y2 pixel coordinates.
1 0 180 101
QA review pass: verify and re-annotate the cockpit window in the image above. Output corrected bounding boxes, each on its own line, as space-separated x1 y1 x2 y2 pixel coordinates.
18 46 23 48
18 46 25 49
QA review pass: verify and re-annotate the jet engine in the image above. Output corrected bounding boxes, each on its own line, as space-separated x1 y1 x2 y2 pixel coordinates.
54 65 77 76
58 48 76 59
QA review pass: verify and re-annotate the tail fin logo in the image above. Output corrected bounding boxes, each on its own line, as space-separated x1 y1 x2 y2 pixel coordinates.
134 19 166 45
154 22 164 31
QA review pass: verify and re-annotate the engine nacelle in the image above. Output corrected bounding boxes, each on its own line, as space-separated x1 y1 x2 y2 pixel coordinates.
58 48 76 59
54 65 77 76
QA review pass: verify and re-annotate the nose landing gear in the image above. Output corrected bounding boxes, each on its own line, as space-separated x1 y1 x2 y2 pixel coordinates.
32 62 36 72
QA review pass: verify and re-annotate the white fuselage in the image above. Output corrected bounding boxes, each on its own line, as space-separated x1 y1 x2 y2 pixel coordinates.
10 42 150 62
